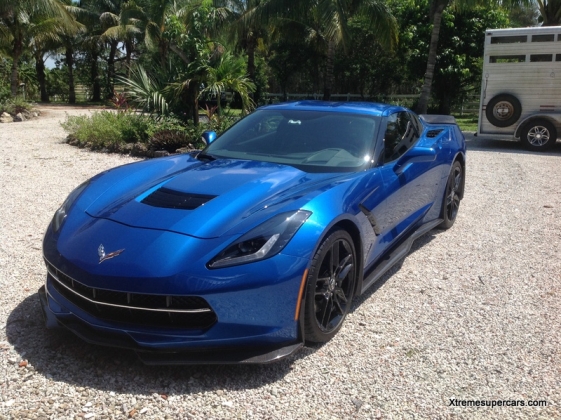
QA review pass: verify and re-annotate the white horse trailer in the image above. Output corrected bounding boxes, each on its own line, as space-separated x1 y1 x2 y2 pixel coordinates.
477 26 561 150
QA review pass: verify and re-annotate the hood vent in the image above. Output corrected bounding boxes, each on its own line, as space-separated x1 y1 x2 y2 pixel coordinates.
141 187 216 210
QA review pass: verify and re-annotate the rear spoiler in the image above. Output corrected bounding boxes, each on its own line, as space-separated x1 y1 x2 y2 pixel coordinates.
419 114 457 125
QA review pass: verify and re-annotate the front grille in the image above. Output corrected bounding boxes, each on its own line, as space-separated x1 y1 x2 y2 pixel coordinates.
141 188 216 210
45 260 217 329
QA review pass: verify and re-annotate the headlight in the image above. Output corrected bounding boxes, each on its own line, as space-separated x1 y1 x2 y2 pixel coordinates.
52 181 89 233
207 210 311 269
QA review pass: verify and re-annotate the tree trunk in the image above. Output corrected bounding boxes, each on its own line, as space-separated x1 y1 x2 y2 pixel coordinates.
247 33 257 101
541 0 561 25
416 1 447 114
91 50 101 102
106 40 118 99
35 52 49 102
10 41 23 97
125 40 133 77
323 39 335 101
191 84 199 125
66 45 76 104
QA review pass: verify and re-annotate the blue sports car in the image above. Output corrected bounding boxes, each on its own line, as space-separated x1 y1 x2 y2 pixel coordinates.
40 101 466 364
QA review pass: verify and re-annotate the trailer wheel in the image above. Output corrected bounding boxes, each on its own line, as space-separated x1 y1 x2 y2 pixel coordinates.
520 119 557 151
485 94 522 127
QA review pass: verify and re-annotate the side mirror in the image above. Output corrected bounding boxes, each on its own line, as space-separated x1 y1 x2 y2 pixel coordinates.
201 130 217 145
394 147 436 175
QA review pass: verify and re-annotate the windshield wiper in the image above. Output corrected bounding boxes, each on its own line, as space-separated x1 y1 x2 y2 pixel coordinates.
196 151 217 161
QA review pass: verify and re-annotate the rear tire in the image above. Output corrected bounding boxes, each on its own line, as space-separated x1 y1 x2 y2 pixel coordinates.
440 161 463 229
303 230 356 343
520 119 557 151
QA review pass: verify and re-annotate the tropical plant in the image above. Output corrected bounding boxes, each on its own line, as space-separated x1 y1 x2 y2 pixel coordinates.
118 64 169 114
197 52 255 113
251 0 398 100
214 0 269 100
536 0 561 25
415 0 532 114
0 0 77 97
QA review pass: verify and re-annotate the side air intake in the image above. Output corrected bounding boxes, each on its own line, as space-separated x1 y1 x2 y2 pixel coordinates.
426 129 444 138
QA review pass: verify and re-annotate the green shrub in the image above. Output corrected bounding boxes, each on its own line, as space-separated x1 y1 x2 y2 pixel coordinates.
0 97 34 115
62 111 158 150
0 84 10 103
61 111 217 155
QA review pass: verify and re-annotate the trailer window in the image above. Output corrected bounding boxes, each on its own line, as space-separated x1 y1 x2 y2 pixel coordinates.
531 34 555 42
490 55 526 63
490 35 527 44
556 54 561 61
530 54 553 62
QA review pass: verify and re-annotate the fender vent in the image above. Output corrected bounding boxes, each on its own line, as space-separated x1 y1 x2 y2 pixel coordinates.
426 129 444 138
142 187 216 210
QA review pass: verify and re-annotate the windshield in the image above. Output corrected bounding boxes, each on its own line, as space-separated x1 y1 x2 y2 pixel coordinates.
204 110 379 172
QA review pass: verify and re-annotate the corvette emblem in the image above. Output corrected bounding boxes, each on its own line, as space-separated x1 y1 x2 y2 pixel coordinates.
98 244 125 264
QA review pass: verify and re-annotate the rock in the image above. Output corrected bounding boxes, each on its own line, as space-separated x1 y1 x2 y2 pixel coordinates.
14 113 25 122
352 398 363 410
131 142 148 157
154 150 170 157
0 112 12 123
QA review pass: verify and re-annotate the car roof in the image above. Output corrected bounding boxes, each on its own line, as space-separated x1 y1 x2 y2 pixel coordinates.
258 100 407 117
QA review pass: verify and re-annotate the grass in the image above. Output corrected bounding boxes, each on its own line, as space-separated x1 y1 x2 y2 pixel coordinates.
454 115 479 132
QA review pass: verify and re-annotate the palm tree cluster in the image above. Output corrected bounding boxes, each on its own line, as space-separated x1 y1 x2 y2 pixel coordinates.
0 0 548 120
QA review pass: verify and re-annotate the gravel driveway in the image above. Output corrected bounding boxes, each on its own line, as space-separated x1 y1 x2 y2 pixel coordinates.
0 106 559 419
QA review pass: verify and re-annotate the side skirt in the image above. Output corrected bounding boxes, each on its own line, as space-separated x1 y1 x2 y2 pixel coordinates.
360 218 443 294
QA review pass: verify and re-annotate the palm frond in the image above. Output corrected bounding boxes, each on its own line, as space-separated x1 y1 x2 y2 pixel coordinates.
118 65 169 115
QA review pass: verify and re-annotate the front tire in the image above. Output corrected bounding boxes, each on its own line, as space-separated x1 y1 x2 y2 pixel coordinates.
303 230 356 343
440 161 463 229
520 119 557 151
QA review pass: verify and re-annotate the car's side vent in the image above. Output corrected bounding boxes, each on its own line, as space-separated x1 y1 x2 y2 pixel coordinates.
141 187 216 210
426 129 444 138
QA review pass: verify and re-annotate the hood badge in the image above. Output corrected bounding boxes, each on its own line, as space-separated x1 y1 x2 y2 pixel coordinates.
98 244 125 264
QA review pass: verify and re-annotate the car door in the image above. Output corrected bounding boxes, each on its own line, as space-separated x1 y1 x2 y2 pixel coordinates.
374 111 441 246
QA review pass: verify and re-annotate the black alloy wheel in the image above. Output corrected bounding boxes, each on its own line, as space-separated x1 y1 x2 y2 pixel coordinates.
303 230 356 343
440 161 463 229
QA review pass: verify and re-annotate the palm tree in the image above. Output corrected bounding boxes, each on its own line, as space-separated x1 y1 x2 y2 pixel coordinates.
214 0 268 100
198 52 255 113
120 0 202 67
536 0 561 25
250 0 397 100
0 0 76 97
416 0 531 114
101 5 141 78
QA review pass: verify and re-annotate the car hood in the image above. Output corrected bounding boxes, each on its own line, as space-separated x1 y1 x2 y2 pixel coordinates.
85 158 344 239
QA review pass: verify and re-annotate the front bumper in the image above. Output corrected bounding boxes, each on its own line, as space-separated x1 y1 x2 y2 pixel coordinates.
39 240 310 364
39 285 302 364
41 213 311 363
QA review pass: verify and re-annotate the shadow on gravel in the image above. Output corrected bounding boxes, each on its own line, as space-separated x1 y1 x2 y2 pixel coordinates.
465 134 561 155
5 229 441 395
6 294 312 396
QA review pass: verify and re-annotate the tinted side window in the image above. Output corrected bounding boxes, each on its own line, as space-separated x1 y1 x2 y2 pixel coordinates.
383 112 419 162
